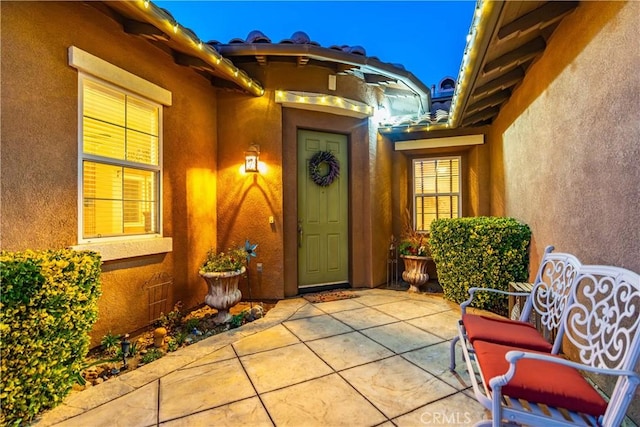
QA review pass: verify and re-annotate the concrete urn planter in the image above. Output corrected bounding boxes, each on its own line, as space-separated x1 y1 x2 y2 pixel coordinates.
401 255 430 293
199 266 245 324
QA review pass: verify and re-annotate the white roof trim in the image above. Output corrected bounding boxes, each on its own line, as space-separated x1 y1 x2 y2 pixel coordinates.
68 46 172 106
395 134 484 150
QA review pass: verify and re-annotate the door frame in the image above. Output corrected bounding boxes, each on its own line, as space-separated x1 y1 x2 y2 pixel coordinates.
282 109 371 297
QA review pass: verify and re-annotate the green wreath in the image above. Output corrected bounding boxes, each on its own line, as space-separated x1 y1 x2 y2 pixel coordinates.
309 151 340 187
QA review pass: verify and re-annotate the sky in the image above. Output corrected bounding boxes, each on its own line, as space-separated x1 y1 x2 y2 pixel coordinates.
154 1 476 88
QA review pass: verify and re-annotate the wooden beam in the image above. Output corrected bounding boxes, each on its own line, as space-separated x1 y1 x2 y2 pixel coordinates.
461 106 500 127
364 74 394 85
498 1 579 41
466 90 511 116
483 37 546 75
255 55 268 66
472 67 524 98
123 19 169 41
173 52 215 72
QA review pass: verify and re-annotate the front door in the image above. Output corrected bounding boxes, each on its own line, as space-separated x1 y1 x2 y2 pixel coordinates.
297 130 349 289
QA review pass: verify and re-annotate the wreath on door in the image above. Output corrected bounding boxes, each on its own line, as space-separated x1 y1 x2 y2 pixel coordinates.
309 151 340 187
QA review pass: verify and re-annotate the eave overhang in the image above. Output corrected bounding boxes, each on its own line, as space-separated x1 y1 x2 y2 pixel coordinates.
448 0 579 129
381 0 579 137
216 42 432 111
103 1 265 96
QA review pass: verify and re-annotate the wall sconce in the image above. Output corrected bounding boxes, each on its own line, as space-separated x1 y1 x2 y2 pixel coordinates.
245 144 260 173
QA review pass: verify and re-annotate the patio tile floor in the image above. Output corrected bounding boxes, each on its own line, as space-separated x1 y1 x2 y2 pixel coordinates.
35 288 490 426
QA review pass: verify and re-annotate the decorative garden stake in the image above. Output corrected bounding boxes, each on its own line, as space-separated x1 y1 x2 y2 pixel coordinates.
244 239 258 308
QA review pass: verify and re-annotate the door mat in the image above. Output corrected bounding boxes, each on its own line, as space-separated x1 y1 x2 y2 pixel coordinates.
303 290 359 303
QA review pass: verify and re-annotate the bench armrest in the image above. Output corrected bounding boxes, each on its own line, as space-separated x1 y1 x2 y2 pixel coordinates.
460 287 531 315
489 350 640 396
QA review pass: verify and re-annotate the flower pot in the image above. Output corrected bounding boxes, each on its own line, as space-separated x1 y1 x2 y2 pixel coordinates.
199 266 245 324
401 255 430 293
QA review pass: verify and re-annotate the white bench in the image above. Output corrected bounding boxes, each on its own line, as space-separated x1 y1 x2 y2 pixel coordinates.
450 246 581 371
452 250 640 426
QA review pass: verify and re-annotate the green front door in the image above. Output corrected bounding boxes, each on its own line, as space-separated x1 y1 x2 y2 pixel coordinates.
297 130 349 289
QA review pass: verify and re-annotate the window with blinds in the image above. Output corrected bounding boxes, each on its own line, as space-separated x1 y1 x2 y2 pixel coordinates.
413 157 461 231
81 77 160 240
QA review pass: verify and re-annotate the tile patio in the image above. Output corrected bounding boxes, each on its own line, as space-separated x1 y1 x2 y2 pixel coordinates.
35 288 490 426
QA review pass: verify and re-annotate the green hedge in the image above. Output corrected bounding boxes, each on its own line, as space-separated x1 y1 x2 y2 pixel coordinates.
429 217 531 315
0 249 102 425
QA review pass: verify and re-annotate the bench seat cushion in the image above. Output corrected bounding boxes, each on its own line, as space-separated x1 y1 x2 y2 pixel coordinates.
463 314 553 352
474 340 607 416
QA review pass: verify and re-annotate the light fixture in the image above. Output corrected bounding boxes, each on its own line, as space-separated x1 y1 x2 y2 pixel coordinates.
244 145 260 173
120 333 131 370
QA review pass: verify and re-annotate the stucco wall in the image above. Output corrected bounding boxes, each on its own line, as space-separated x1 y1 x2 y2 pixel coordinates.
488 1 640 421
1 2 218 345
488 0 639 276
217 60 388 297
216 90 284 300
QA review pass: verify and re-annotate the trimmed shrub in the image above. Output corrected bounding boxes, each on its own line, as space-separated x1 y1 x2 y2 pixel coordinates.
429 217 531 315
0 249 101 425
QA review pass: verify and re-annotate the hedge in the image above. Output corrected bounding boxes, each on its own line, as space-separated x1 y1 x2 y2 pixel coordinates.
0 249 102 426
429 217 531 315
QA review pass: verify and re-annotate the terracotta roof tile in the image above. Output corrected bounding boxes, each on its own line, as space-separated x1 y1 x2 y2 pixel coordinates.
246 30 271 44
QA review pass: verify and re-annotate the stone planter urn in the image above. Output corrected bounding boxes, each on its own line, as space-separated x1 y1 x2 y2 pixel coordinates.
199 266 245 324
401 255 430 293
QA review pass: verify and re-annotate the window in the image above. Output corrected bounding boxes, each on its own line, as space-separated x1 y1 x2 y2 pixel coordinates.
80 76 161 240
413 157 461 231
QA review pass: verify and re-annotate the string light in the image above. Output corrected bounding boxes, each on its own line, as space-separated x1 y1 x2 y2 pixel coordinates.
448 0 492 127
173 23 178 33
143 0 150 8
275 90 373 118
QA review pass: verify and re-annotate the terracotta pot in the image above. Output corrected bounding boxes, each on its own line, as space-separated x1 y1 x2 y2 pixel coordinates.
401 255 430 293
199 266 245 324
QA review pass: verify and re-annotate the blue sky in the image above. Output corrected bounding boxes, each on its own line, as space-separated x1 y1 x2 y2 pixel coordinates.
155 1 476 88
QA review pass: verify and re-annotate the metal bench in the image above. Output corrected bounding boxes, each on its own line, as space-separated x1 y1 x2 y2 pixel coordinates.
458 261 640 426
450 245 582 371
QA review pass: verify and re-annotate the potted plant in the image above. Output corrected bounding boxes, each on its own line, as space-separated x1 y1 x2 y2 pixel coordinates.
398 213 431 292
199 245 247 324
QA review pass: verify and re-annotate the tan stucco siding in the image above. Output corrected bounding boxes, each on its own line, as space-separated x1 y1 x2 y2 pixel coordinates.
216 90 285 300
487 2 640 421
1 2 219 345
488 0 639 274
217 61 388 296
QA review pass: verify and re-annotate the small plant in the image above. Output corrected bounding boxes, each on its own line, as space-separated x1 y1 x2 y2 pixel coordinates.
155 302 184 331
100 332 120 357
230 312 244 328
141 348 163 364
167 338 179 352
399 208 430 257
200 245 247 273
128 341 139 357
184 317 200 331
174 331 188 346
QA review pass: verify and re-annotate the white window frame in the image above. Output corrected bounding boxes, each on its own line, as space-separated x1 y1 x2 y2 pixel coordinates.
78 73 163 243
69 47 172 260
412 156 462 232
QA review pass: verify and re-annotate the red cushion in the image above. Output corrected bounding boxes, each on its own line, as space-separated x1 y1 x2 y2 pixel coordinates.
463 314 553 352
474 340 607 416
